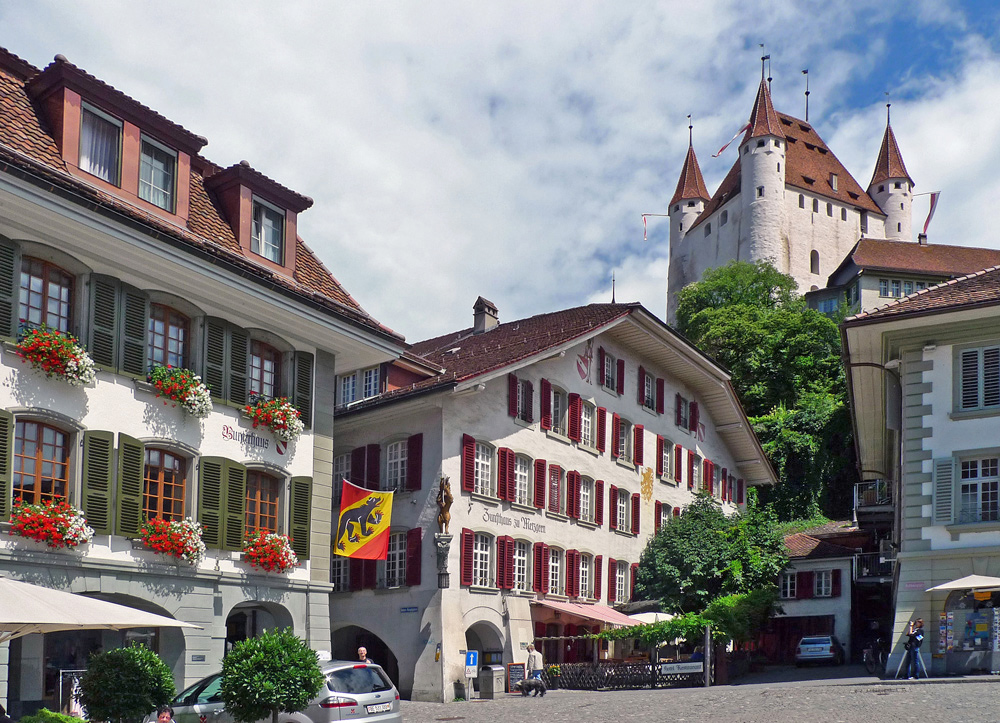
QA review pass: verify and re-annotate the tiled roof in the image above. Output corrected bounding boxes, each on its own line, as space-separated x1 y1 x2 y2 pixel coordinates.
669 143 710 206
743 79 785 142
869 122 912 187
848 238 1000 277
796 521 859 537
0 48 400 341
784 532 855 560
844 264 1000 324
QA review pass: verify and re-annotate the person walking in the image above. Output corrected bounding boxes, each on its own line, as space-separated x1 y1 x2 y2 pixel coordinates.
358 646 374 664
906 618 925 679
526 643 544 680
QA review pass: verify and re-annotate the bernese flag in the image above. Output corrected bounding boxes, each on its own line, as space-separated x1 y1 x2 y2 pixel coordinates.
333 480 393 559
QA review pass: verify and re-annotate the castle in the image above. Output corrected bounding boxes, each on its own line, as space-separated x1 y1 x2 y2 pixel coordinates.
666 76 914 323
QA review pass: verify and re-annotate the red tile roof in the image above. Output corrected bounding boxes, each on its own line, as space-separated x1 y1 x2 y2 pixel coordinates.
848 238 1000 277
869 122 912 187
669 143 710 205
0 48 400 341
743 79 785 142
784 532 856 560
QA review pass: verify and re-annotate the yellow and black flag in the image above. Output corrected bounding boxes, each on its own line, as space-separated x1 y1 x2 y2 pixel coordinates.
334 480 393 559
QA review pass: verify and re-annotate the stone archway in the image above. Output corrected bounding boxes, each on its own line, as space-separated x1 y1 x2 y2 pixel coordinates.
331 625 400 690
225 601 293 653
464 620 505 692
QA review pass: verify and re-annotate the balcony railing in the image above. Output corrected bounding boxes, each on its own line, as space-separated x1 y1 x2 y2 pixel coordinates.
854 551 895 580
854 480 891 509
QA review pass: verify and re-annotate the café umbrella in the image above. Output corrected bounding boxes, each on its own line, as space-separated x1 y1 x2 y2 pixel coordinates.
925 574 1000 592
0 576 200 643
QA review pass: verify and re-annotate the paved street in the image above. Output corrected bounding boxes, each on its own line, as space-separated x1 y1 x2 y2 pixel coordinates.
400 667 1000 722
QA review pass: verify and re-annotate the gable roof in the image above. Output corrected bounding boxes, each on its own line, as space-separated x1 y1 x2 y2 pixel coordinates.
669 143 711 205
869 122 913 187
830 238 1000 284
0 48 400 342
784 532 855 560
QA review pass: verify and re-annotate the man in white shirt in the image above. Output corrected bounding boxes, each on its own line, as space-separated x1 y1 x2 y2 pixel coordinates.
526 643 544 680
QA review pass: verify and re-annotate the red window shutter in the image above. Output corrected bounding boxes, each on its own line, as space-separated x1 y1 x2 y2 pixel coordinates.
525 380 534 423
568 393 582 442
532 543 544 592
798 571 814 599
630 563 639 601
674 445 682 483
460 528 474 586
637 365 646 405
687 450 695 490
566 471 578 519
631 492 640 535
611 414 621 458
634 425 644 465
594 555 603 601
598 347 606 386
539 378 552 430
567 549 578 597
504 536 515 589
405 527 422 586
721 468 728 501
737 479 745 504
689 401 699 432
616 359 625 395
596 407 607 452
496 536 508 590
349 558 364 591
608 558 617 602
406 434 423 491
505 449 516 501
574 472 582 518
609 485 618 530
548 464 561 513
533 459 547 508
541 545 550 594
673 506 681 517
508 374 518 417
656 436 664 477
497 448 509 501
654 501 662 532
595 480 604 526
656 378 665 414
832 568 842 598
365 444 381 489
675 393 682 426
461 434 476 492
363 559 377 590
704 460 712 494
350 447 366 485
535 621 546 639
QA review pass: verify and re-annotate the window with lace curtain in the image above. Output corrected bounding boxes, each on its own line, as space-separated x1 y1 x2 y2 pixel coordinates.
79 104 121 185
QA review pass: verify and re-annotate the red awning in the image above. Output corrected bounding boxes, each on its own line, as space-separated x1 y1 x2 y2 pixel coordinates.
532 599 636 627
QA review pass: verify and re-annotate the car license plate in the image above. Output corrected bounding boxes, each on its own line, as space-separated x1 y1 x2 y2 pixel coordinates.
366 703 391 714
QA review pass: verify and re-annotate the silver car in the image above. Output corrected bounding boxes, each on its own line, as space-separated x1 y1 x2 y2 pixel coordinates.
165 660 402 723
795 635 845 666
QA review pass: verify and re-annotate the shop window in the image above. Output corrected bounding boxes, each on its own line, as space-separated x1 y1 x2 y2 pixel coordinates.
245 470 281 535
20 257 73 333
143 448 186 521
13 420 70 504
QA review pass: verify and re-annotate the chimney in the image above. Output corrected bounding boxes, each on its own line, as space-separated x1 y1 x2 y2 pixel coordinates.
473 296 499 334
917 233 928 245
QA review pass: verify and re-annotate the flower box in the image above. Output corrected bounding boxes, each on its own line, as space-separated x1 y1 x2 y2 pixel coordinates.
147 365 213 418
138 517 206 565
242 531 299 573
17 325 96 386
9 498 94 549
243 397 304 442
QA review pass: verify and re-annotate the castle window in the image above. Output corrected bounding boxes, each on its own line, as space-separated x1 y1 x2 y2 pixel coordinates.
826 203 833 217
687 201 695 207
799 194 805 209
704 223 711 236
812 198 819 213
720 210 728 226
900 202 904 210
744 146 749 154
830 173 838 191
674 205 679 212
777 163 781 172
756 140 766 148
878 185 885 193
841 208 847 221
79 103 122 185
894 182 902 189
756 186 764 198
898 223 902 232
860 212 868 233
810 251 820 275
679 223 683 231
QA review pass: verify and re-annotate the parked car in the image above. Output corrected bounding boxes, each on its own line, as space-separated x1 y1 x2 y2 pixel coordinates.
159 660 402 723
795 635 845 666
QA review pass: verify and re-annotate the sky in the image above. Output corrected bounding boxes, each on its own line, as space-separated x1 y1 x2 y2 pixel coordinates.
3 1 1000 342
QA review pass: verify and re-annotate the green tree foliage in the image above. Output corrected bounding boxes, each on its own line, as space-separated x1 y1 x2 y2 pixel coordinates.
78 643 175 723
634 495 787 614
220 628 324 723
20 710 87 723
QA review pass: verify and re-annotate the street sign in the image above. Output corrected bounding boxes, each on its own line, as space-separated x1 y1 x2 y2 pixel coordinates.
465 650 479 678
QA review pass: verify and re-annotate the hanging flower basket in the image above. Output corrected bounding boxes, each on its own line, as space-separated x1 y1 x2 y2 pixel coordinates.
138 517 206 565
8 497 94 549
243 531 299 573
243 397 303 442
17 325 97 386
147 365 213 418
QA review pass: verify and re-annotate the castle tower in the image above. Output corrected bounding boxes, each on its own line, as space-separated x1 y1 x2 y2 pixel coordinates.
739 78 788 270
667 129 711 249
868 109 913 241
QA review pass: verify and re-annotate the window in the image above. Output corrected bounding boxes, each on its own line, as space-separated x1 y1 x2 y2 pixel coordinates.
916 282 926 291
581 403 595 447
251 199 285 264
385 440 407 492
692 455 702 489
897 222 902 232
548 465 564 514
331 557 349 591
617 418 632 462
515 377 532 422
660 441 672 479
617 489 630 532
894 182 902 189
550 387 567 435
579 553 593 598
474 442 494 496
579 477 594 522
603 352 617 391
810 250 820 275
826 202 833 217
720 210 728 226
245 471 281 535
860 212 868 233
248 340 282 399
143 448 186 521
891 280 901 298
473 533 493 587
549 548 563 595
147 304 189 368
514 540 531 592
676 396 689 429
780 572 796 599
333 453 350 506
659 504 671 530
756 140 765 148
384 531 406 588
339 374 357 405
756 186 764 198
814 570 833 597
812 198 819 213
704 223 711 236
798 194 805 209
841 208 847 221
903 281 913 296
878 185 885 193
616 560 628 602
363 367 380 399
338 366 380 405
959 457 999 523
830 173 838 191
13 421 69 504
514 455 531 506
879 279 889 297
79 104 121 184
19 258 73 333
642 371 655 410
817 297 839 314
139 136 177 211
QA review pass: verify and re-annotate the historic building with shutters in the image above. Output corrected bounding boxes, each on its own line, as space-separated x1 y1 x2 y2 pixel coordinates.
0 49 404 715
332 297 776 701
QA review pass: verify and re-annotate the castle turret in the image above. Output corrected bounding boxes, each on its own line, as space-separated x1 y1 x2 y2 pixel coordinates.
739 78 788 270
667 132 711 248
868 110 913 241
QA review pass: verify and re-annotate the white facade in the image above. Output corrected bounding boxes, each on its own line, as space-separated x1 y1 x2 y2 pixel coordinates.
776 556 853 660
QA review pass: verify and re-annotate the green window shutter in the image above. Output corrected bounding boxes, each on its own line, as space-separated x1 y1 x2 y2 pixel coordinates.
0 409 12 520
292 352 314 428
289 476 312 560
984 347 1000 409
960 349 980 410
81 430 114 535
933 457 955 525
115 433 145 536
119 285 150 377
89 275 120 368
222 460 247 550
228 327 249 406
0 237 20 338
203 318 227 401
198 457 225 548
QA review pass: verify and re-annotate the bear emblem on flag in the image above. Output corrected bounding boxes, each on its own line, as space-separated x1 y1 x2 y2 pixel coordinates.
334 480 393 559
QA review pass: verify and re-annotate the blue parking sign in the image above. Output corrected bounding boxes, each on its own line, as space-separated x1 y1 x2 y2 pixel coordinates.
465 650 478 667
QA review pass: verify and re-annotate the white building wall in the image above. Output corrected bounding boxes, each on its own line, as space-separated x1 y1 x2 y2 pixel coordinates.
777 557 853 658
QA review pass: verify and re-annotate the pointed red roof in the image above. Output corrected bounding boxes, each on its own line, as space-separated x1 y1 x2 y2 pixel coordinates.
743 79 786 143
869 122 912 187
669 143 710 206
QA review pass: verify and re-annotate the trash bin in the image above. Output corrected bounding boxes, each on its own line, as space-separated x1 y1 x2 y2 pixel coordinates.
478 665 506 699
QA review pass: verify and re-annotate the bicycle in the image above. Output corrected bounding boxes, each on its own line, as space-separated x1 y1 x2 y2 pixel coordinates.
862 638 887 675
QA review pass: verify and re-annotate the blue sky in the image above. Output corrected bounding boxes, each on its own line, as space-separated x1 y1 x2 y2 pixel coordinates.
2 1 998 340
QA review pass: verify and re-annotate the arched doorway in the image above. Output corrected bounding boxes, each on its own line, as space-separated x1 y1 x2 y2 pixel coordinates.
465 621 504 692
331 625 399 689
225 601 293 654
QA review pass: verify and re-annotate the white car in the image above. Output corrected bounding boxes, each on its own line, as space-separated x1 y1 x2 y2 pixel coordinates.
795 635 846 666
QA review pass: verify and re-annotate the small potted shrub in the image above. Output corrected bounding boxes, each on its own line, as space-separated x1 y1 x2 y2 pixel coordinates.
138 517 206 565
17 325 96 386
243 397 304 442
8 498 94 549
243 531 299 573
544 664 562 689
147 365 213 418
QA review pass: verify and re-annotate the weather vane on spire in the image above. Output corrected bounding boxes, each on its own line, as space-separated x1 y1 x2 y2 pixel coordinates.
687 114 693 146
759 44 769 81
885 91 891 123
802 69 810 121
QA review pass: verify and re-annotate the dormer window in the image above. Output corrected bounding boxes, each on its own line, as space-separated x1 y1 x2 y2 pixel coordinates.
252 198 285 264
139 136 177 212
79 103 121 185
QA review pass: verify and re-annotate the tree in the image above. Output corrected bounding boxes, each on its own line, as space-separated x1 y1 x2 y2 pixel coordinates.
78 643 175 723
220 628 324 723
